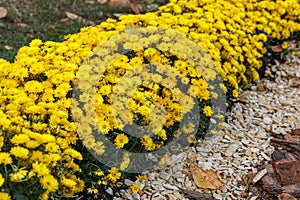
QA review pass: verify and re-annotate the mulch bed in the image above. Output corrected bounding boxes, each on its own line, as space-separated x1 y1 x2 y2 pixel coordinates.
243 129 300 200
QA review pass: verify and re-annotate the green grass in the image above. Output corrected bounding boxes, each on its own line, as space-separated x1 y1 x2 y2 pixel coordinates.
0 0 151 62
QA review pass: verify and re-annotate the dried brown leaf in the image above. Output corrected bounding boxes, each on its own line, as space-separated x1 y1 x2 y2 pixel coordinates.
190 167 224 189
271 45 283 53
16 23 29 28
86 0 95 4
108 0 131 7
257 83 265 92
242 171 256 186
97 0 108 4
0 7 7 19
59 18 71 25
66 12 79 20
4 45 12 50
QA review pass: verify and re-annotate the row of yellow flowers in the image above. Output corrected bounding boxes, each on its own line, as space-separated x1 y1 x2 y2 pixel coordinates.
0 0 300 199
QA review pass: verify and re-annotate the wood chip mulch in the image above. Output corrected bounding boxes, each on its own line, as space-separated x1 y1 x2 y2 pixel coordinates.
242 129 300 200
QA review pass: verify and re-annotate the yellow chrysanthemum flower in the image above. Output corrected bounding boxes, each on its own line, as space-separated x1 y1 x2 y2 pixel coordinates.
131 183 141 194
107 167 121 182
10 146 29 159
61 177 77 188
0 152 12 165
24 80 44 93
0 173 5 187
0 192 11 200
114 133 129 149
40 174 59 192
9 166 27 182
32 161 50 177
136 174 148 181
10 134 31 145
203 105 213 117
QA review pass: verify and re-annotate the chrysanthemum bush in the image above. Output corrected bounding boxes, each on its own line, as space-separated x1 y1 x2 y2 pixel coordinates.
0 0 300 199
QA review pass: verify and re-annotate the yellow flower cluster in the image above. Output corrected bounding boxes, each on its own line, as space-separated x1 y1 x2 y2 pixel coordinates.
0 42 85 198
0 0 299 198
73 28 219 170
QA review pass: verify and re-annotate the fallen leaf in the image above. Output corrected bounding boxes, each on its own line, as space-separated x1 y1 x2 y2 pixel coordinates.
257 82 265 92
85 0 95 4
242 171 257 186
108 0 131 7
66 12 79 20
288 40 296 45
26 33 35 38
271 45 283 52
4 45 13 50
97 0 108 4
59 18 71 25
0 7 7 19
65 12 94 25
16 23 28 28
190 167 224 189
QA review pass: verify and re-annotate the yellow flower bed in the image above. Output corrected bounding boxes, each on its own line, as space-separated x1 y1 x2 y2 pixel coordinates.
0 0 300 198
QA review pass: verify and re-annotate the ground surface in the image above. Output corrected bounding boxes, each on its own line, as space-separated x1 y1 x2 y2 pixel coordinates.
0 0 165 62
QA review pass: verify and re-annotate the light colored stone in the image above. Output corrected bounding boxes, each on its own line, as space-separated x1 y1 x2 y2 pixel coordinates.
196 144 212 153
151 181 164 190
261 151 272 161
168 194 177 200
176 177 185 183
253 169 268 183
132 193 140 200
213 193 223 199
159 172 171 180
147 172 156 181
225 149 234 157
185 179 192 188
263 117 273 124
173 172 185 178
172 164 183 172
173 191 183 199
163 183 178 190
125 179 134 186
198 161 213 170
241 138 250 146
105 187 113 195
229 143 239 152
152 193 166 200
250 148 260 153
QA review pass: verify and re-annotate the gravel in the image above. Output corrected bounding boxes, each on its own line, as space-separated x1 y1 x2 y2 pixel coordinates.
118 49 300 199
